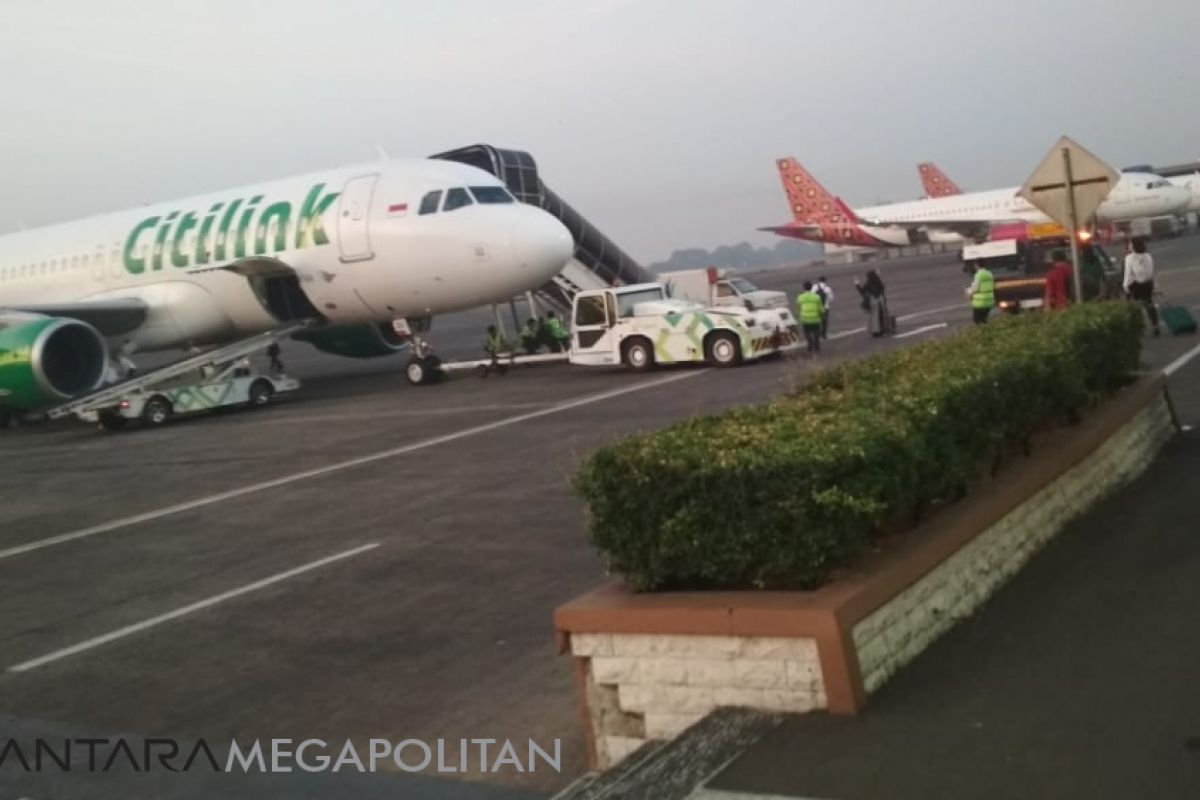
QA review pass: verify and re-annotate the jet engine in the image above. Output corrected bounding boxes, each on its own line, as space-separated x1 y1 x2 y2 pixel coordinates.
0 314 108 410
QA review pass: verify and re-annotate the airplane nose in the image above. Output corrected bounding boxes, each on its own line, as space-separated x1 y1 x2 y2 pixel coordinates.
511 210 575 279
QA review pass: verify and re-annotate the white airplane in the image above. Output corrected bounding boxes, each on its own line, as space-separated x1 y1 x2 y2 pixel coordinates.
1167 173 1200 212
0 158 574 415
764 157 1190 247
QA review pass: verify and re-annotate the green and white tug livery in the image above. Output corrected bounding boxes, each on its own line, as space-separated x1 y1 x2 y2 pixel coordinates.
569 283 801 371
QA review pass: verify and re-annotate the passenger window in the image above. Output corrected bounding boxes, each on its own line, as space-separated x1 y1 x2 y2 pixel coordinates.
575 295 608 326
442 188 473 212
717 283 735 297
418 191 442 215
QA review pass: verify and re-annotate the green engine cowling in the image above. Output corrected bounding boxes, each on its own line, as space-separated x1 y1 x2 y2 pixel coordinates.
0 314 109 410
291 322 409 359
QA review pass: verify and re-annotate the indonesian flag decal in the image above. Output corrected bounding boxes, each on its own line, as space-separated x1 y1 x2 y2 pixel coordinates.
387 202 408 216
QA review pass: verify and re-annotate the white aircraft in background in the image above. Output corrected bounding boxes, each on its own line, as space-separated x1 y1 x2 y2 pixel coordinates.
1166 173 1200 212
0 158 574 415
763 156 1190 248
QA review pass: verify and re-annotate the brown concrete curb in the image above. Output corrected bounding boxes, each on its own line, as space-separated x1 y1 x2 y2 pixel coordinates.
556 375 1172 745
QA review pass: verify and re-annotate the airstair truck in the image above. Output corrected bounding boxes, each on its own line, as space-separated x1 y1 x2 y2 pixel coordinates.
568 283 801 371
659 268 789 311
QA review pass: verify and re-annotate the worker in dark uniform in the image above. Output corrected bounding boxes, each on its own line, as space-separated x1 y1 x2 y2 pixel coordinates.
267 341 284 374
520 319 541 354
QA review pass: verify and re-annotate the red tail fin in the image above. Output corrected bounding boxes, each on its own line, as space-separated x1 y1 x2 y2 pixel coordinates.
917 162 962 197
776 157 843 222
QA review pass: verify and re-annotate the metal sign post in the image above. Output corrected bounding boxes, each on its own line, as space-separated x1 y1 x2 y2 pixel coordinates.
1019 136 1119 305
1062 147 1083 304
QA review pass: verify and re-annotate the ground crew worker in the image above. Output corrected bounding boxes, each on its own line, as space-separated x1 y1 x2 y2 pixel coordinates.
267 341 284 374
544 311 569 352
481 325 509 376
797 281 824 354
1080 243 1107 301
1043 250 1072 311
966 261 995 324
520 319 541 354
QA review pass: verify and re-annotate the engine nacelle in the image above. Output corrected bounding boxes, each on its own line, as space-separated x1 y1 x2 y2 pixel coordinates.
292 322 410 359
0 314 108 410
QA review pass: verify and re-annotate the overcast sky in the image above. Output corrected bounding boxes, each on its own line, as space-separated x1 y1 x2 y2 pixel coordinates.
0 0 1196 263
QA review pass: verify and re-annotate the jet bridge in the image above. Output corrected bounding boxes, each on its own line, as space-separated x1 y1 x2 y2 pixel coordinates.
430 145 653 313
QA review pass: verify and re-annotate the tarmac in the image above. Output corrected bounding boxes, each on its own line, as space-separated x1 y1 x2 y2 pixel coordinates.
3 237 1200 799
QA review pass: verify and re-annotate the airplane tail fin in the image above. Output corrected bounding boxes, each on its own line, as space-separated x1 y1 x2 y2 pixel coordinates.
776 157 844 223
917 162 962 198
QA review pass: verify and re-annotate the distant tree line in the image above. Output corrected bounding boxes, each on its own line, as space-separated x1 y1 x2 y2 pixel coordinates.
649 239 820 273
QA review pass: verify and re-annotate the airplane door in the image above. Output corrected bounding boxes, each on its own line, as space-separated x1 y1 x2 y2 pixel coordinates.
338 173 379 262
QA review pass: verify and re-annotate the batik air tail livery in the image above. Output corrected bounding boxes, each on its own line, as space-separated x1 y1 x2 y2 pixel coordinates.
762 154 1189 248
0 158 574 413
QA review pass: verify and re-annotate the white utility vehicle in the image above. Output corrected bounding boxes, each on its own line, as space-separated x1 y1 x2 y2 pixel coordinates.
659 267 789 311
568 283 800 371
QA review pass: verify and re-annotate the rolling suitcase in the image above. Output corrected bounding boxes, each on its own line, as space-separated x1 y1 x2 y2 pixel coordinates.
1159 304 1197 335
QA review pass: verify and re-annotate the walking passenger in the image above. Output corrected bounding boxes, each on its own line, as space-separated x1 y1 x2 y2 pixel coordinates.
1043 250 1072 311
1123 237 1160 336
855 270 888 337
814 276 834 339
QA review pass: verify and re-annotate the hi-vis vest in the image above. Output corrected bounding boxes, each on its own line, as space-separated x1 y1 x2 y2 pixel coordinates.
971 269 995 309
797 291 824 324
546 317 567 339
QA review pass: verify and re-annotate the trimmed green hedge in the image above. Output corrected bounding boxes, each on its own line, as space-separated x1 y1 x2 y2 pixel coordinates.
574 302 1144 591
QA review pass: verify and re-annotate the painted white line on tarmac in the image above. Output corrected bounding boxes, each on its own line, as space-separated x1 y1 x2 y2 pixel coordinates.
0 371 706 562
688 787 834 800
894 322 949 339
7 543 380 672
898 302 965 322
828 327 866 340
1164 339 1200 376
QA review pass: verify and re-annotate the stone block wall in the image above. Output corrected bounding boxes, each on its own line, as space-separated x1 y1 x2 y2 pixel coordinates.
571 633 824 768
852 393 1175 693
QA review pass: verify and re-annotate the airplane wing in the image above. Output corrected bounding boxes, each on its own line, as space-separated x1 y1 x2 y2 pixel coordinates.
3 298 148 336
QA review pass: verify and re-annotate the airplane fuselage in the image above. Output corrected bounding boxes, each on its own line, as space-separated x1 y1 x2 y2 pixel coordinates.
852 171 1188 245
0 159 573 352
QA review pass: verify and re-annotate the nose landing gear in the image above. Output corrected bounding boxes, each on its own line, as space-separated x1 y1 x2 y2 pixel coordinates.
404 334 444 386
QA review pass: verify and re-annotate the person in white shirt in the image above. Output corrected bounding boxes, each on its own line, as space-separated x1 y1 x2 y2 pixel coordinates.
814 276 834 339
1123 237 1160 336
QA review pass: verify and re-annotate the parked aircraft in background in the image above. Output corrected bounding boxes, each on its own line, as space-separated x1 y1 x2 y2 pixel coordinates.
762 156 1189 248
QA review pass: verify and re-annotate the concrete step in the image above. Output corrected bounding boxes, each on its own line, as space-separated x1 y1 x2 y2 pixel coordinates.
553 708 781 800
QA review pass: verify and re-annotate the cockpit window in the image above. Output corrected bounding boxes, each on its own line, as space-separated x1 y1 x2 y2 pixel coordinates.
418 190 442 215
468 186 515 204
442 188 473 212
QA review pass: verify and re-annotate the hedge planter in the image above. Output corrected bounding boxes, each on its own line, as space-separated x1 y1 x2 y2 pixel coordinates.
559 304 1174 770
